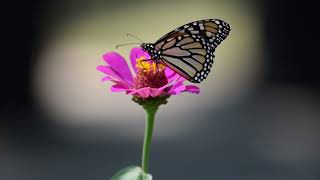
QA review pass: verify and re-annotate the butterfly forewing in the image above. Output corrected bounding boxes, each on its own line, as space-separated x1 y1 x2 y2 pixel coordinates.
156 19 230 47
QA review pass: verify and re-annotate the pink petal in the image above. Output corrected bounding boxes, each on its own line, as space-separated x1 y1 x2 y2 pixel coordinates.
165 67 174 76
111 84 128 92
97 67 133 90
168 81 186 95
138 89 151 98
101 76 111 82
97 65 131 87
172 89 185 95
101 76 130 90
150 83 172 97
165 68 184 82
149 88 165 97
184 85 200 94
127 87 151 98
103 52 133 83
130 47 151 73
97 65 121 80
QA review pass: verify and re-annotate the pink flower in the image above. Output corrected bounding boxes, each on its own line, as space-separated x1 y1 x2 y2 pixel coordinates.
97 47 200 98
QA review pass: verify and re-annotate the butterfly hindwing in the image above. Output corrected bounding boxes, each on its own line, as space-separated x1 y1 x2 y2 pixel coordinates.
159 34 214 83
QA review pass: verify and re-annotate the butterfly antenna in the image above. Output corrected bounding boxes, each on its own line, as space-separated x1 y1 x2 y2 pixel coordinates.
126 33 145 43
115 42 142 49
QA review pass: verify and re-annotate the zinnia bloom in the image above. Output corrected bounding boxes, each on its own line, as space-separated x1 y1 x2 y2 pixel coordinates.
96 47 200 98
97 47 201 180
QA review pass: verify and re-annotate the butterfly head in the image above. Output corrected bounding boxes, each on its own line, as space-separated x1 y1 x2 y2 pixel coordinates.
141 43 162 60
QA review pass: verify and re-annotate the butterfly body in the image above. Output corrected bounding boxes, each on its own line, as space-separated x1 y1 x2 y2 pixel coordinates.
141 19 230 83
141 43 162 62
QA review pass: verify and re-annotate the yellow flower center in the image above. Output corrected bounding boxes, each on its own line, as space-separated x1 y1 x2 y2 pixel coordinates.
136 56 165 73
134 56 168 89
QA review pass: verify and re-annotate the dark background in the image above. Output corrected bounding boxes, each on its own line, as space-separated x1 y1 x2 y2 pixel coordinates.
1 0 319 180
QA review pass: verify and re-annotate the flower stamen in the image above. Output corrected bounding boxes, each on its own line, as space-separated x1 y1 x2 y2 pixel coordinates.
135 56 167 89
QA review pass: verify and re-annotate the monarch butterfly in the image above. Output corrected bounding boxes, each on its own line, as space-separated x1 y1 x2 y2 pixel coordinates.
141 19 230 83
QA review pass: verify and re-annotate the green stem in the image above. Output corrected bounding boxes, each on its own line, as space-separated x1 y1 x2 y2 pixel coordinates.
141 105 158 173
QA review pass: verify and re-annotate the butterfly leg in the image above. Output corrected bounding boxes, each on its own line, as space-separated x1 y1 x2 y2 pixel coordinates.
141 59 153 62
152 60 161 81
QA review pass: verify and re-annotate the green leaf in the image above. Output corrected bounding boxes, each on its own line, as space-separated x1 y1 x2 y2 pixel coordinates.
110 166 152 180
